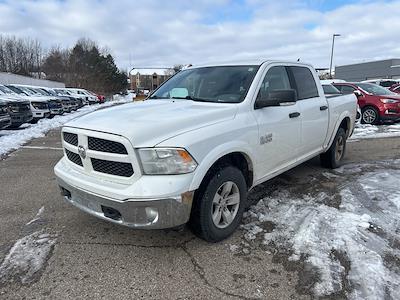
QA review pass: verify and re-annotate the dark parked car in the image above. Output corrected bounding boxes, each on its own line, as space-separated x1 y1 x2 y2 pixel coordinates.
0 98 11 129
6 99 33 127
333 82 400 124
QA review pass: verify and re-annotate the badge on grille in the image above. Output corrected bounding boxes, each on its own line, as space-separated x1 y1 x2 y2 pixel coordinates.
78 145 86 159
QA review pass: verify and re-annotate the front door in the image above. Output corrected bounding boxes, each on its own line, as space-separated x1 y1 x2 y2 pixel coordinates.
252 65 302 180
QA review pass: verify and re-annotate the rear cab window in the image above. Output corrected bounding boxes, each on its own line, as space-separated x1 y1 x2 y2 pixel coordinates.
289 66 319 100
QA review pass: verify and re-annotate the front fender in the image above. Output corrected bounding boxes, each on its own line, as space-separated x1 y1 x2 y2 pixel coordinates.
189 141 256 191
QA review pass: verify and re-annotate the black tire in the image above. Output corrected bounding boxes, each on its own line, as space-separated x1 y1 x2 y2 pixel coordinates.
361 106 379 125
189 165 247 242
320 127 347 169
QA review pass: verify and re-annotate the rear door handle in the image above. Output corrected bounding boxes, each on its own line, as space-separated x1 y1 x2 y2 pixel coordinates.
320 105 328 111
289 112 300 118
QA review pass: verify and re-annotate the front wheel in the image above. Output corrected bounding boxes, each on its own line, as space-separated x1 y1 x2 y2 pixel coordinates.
320 127 347 169
189 166 247 242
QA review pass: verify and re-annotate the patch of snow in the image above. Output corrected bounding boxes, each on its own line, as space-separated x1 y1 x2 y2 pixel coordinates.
26 206 45 225
243 162 400 299
350 123 400 140
0 95 132 157
0 231 57 284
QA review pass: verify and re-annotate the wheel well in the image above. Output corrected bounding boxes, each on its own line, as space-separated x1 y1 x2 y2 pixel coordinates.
339 117 351 136
203 152 254 189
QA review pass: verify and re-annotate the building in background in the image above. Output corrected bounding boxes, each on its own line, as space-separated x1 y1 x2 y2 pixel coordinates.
335 59 400 81
130 68 172 93
0 72 65 88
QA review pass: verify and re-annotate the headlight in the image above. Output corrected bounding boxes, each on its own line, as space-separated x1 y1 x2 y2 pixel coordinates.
380 98 399 104
138 148 197 175
31 102 41 109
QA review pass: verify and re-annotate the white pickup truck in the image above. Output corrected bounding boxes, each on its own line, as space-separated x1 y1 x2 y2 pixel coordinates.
54 60 357 242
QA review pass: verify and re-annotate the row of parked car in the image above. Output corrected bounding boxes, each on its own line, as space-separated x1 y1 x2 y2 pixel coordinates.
0 85 105 130
321 79 400 125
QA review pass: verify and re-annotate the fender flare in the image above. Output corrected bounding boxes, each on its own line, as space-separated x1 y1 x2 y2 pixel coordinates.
326 111 352 149
189 141 256 191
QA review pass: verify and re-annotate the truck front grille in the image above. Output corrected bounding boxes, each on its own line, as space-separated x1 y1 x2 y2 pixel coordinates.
62 130 135 180
65 149 83 166
88 137 127 154
63 132 78 146
91 158 134 177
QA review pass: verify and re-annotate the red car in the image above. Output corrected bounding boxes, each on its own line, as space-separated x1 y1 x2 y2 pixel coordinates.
389 83 400 94
333 82 400 124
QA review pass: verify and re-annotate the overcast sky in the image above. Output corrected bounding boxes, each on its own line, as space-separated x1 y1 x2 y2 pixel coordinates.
0 0 399 70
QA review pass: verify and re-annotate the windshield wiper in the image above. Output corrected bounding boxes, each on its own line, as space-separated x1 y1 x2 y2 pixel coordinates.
171 96 213 102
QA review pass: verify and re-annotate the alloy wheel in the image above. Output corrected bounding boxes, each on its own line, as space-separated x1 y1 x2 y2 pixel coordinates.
362 108 377 124
211 181 240 229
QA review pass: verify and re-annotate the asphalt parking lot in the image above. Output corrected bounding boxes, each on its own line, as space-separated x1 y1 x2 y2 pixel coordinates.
0 130 399 299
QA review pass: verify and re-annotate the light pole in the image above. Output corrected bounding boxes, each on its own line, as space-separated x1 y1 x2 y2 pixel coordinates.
329 34 341 78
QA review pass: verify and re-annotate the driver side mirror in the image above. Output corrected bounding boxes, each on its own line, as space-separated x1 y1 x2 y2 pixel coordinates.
255 89 297 109
354 90 363 98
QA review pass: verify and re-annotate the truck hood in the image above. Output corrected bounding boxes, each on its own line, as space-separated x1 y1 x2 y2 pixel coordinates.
65 99 237 147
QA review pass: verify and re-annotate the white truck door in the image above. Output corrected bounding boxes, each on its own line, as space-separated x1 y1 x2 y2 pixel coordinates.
252 65 301 179
288 66 329 158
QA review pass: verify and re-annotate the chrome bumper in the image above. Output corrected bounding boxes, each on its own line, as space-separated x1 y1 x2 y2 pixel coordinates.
56 177 194 229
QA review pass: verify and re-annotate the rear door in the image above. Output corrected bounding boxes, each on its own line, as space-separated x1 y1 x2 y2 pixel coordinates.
252 65 302 179
289 66 329 158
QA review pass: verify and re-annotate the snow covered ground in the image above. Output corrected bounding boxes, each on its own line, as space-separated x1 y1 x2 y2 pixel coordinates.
0 95 132 157
350 123 400 140
241 160 400 299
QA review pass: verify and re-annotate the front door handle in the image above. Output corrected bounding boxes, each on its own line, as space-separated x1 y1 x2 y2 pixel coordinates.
289 112 300 118
320 105 328 111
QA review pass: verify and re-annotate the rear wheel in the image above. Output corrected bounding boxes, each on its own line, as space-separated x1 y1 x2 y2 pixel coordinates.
361 106 379 124
189 166 247 242
320 127 347 169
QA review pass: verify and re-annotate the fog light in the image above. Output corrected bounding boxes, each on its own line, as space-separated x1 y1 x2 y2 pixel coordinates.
145 207 159 224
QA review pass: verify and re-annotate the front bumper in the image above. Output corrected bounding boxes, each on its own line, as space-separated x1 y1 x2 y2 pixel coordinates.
50 108 64 115
56 177 194 229
10 112 33 125
0 115 11 129
33 111 50 119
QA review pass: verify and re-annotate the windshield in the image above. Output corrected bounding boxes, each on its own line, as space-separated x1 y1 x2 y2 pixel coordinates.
6 85 25 95
356 83 396 96
42 88 56 96
322 84 341 94
0 85 15 95
150 66 259 103
16 86 36 96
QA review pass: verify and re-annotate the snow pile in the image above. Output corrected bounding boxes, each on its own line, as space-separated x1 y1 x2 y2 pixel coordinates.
0 231 57 284
243 161 400 299
0 96 132 157
26 206 44 226
350 123 400 140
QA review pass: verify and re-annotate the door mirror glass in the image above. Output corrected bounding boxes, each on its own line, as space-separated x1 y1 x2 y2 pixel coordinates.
255 89 297 109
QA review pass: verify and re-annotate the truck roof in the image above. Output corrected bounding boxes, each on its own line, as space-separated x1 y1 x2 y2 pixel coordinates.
189 60 314 69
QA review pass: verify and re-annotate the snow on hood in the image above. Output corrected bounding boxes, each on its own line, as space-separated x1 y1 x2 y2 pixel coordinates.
65 99 238 147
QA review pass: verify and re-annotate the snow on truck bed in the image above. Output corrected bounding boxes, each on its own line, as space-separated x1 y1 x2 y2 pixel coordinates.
0 95 132 157
240 160 400 299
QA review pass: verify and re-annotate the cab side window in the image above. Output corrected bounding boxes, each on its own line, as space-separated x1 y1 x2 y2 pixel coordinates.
339 85 356 94
257 66 291 102
289 66 319 100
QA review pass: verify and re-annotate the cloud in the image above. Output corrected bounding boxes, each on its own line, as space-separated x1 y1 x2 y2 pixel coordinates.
0 0 399 70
